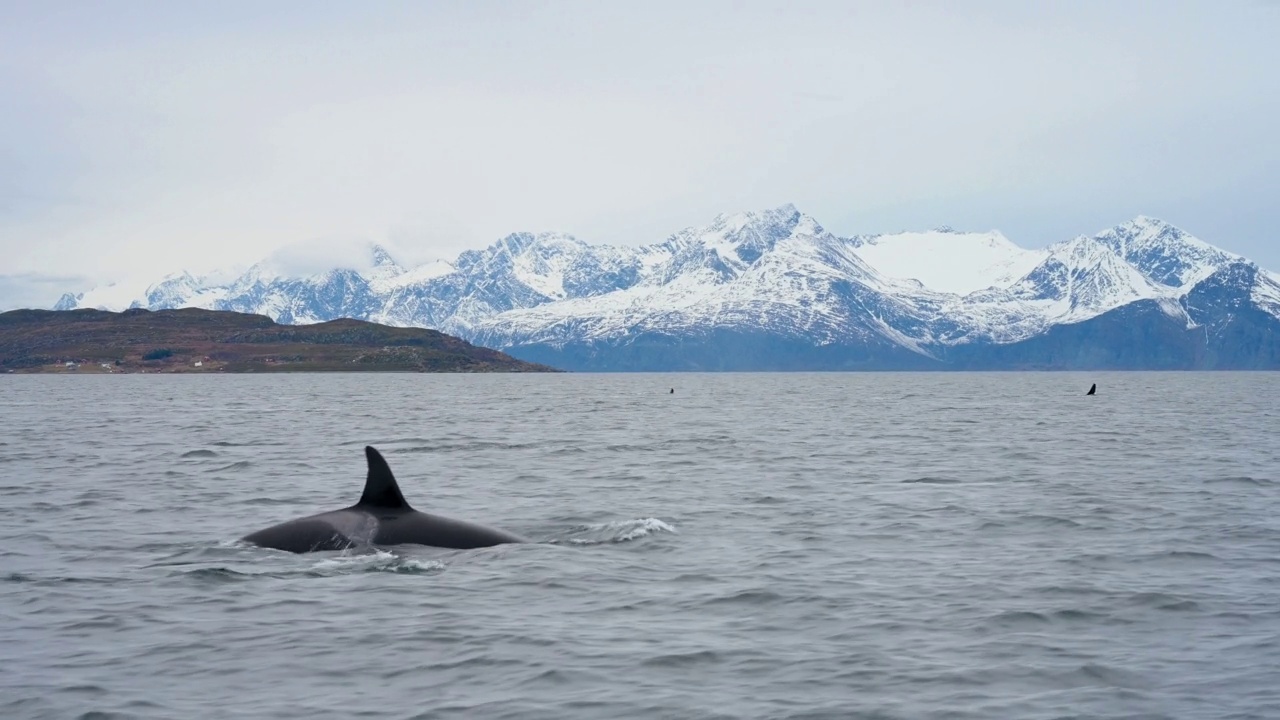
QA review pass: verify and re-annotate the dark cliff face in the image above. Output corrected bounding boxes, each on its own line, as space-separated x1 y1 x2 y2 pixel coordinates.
1178 264 1280 370
934 263 1279 371
938 301 1201 371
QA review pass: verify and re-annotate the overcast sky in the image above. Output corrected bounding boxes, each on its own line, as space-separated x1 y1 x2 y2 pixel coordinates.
2 0 1277 307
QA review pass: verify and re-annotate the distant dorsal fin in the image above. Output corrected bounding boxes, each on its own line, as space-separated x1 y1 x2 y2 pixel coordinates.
357 446 411 510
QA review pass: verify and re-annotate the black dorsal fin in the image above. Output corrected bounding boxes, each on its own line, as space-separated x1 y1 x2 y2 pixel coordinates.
357 446 411 510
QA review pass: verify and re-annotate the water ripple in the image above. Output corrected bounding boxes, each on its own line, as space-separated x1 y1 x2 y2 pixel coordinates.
0 371 1277 720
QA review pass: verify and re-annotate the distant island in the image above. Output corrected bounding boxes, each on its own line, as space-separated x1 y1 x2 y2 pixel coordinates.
0 308 558 374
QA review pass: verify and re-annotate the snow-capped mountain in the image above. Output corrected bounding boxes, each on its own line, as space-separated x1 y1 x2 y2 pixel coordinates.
848 227 1046 295
1092 215 1243 288
47 206 1280 370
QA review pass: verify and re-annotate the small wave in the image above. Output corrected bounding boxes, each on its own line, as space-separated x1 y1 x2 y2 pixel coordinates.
1206 476 1276 487
392 441 540 454
180 449 218 458
671 573 722 583
1033 584 1111 597
1126 592 1200 611
16 574 115 586
1131 550 1219 565
387 657 525 677
901 477 960 484
176 567 257 582
145 543 247 565
65 615 127 630
338 437 434 446
560 518 677 545
1209 611 1254 622
979 514 1082 531
208 461 252 473
603 436 737 453
1052 609 1113 622
174 551 448 579
989 610 1050 626
640 650 721 668
240 496 304 506
1068 662 1151 689
1023 514 1083 528
61 685 109 695
517 669 579 687
703 589 784 607
1163 550 1218 560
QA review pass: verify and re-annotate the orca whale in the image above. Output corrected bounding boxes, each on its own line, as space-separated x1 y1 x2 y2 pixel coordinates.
1087 383 1097 396
241 446 527 553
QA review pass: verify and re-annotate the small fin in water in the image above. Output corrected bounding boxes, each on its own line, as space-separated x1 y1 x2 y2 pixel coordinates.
1086 383 1097 396
357 446 411 509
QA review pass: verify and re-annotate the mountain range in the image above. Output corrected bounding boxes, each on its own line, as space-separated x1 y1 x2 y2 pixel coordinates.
51 205 1280 371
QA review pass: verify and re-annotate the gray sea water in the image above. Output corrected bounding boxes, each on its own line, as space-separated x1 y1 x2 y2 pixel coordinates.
1 372 1278 720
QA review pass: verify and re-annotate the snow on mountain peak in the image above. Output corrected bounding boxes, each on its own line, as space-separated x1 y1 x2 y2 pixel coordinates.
364 244 410 293
664 203 815 282
1252 268 1280 318
850 228 1046 295
144 269 228 310
709 203 801 233
55 277 151 311
232 261 284 289
1092 216 1240 289
1003 233 1167 323
39 205 1275 361
507 233 594 300
370 244 401 269
384 259 454 287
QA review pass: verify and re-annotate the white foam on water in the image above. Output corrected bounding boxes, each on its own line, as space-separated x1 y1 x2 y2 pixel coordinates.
566 517 678 545
311 548 446 575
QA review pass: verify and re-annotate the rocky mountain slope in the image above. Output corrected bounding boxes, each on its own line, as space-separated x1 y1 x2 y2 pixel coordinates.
49 206 1280 370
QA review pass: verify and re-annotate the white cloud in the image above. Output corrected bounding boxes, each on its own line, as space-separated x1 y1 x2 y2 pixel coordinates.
1 0 1278 301
261 236 383 278
0 273 90 310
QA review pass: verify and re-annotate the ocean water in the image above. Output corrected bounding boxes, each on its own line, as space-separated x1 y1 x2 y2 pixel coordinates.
1 371 1278 720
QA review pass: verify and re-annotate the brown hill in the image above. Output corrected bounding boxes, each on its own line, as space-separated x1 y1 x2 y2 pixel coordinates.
0 308 559 373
